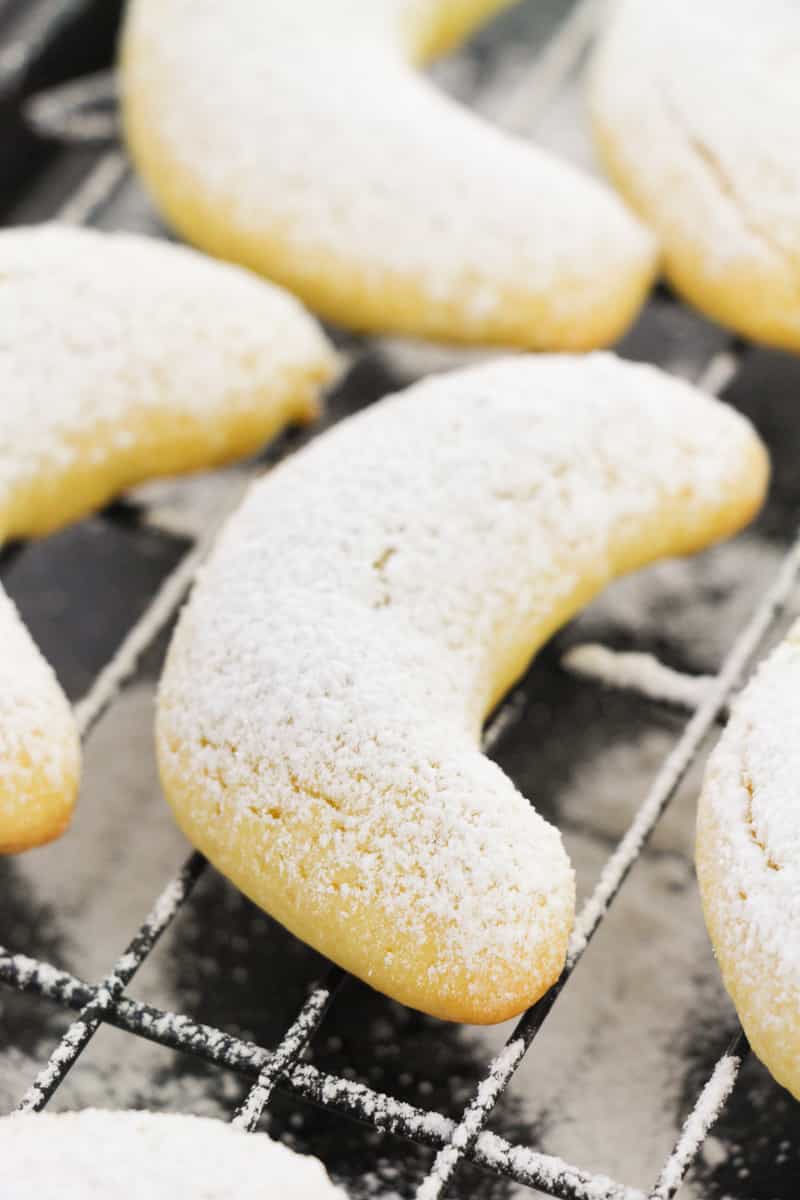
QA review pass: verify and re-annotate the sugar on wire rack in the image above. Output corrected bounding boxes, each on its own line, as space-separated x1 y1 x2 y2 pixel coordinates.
0 2 796 1197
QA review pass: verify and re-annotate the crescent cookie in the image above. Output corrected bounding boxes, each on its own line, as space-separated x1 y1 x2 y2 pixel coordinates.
590 0 800 351
120 0 658 351
0 223 336 543
157 354 768 1025
0 589 80 854
1 1111 345 1198
0 222 335 853
697 620 800 1099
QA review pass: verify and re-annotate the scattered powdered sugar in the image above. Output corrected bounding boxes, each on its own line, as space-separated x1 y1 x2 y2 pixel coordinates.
158 352 763 1020
562 642 715 712
0 1109 346 1198
0 585 79 813
650 1054 741 1199
590 0 800 314
0 222 335 545
122 0 656 344
234 979 335 1130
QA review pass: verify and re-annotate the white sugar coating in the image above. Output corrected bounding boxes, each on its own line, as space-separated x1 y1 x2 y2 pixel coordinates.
697 618 800 1097
0 586 79 842
121 0 657 349
158 352 766 1025
590 0 800 348
0 222 336 544
1 1110 346 1199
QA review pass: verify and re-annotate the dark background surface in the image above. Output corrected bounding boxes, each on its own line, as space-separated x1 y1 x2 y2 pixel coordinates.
1 3 799 1196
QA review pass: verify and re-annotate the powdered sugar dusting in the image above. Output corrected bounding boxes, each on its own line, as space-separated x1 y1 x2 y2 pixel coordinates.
562 643 715 712
122 0 656 345
650 1054 741 1199
1 1109 346 1198
159 351 763 1024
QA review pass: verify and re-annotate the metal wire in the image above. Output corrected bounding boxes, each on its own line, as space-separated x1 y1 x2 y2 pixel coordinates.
0 0 93 98
16 853 207 1112
0 947 643 1200
648 1031 749 1200
0 3 793 1197
23 68 117 142
232 967 344 1132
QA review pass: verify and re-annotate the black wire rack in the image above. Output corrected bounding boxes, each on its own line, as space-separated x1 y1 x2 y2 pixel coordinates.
1 2 798 1197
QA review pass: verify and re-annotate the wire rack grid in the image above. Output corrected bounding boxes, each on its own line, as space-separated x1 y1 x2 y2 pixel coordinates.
0 3 797 1198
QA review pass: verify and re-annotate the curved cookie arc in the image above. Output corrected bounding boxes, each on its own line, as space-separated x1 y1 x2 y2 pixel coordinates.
697 621 800 1099
590 0 800 350
0 223 337 543
120 0 657 350
0 589 80 853
157 354 768 1024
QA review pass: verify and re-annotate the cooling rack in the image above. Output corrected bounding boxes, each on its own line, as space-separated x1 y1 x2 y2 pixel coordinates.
1 2 798 1197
